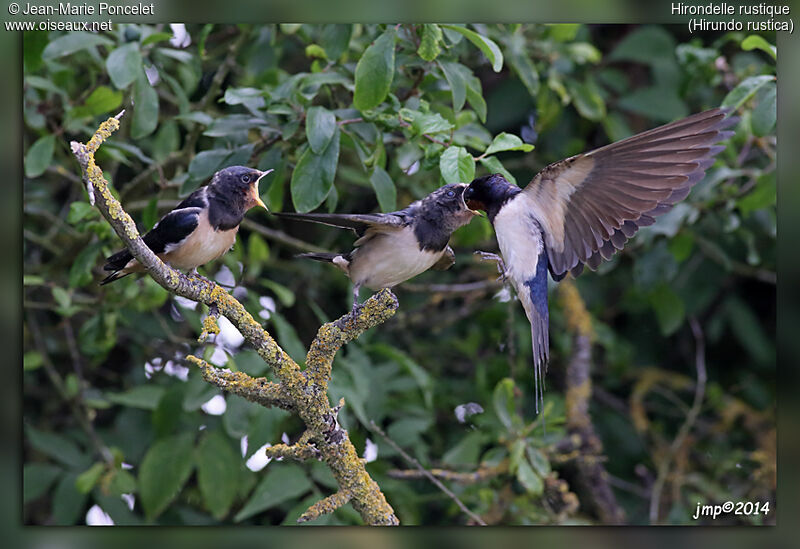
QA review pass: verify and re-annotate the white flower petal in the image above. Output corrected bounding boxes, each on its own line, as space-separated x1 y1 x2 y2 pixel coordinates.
363 438 378 463
169 23 191 48
201 395 227 415
246 443 272 472
86 504 114 526
121 493 135 511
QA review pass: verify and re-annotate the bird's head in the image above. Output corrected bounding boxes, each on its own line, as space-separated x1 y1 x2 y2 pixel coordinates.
211 166 272 211
419 183 481 230
464 173 520 221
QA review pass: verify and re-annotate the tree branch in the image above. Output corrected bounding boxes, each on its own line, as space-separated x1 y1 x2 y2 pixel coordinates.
70 115 399 526
556 279 626 525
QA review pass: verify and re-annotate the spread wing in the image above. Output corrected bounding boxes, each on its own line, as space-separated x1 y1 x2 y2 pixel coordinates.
522 107 737 279
274 212 408 237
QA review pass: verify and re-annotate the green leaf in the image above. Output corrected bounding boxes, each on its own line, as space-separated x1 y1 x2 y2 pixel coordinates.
106 385 166 410
465 75 487 123
507 33 540 98
75 462 105 494
546 24 581 42
222 87 265 110
141 31 174 46
305 106 337 154
485 132 534 155
234 463 312 522
353 29 396 111
399 108 453 135
85 86 123 116
42 32 113 60
752 83 776 136
438 61 469 111
609 25 676 66
493 378 518 431
370 167 396 212
196 431 238 519
139 432 195 519
479 156 516 186
291 128 340 212
738 173 776 217
142 197 159 231
619 86 687 122
25 134 55 179
417 24 443 61
741 35 776 60
320 24 352 60
107 469 137 496
23 351 43 371
526 446 551 477
131 73 159 139
262 279 295 308
722 75 775 112
106 43 142 89
516 458 543 495
649 284 685 336
568 78 606 121
69 241 103 288
24 463 63 503
188 149 230 182
52 473 87 525
247 233 270 264
439 146 475 184
24 31 48 72
26 425 88 469
441 25 503 72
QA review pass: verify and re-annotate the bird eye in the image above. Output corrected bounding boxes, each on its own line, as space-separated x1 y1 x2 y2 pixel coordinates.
446 190 456 198
242 174 251 183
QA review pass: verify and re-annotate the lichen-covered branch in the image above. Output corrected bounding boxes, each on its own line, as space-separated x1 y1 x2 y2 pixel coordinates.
188 356 296 412
556 279 625 525
264 442 320 461
298 491 352 523
71 116 399 526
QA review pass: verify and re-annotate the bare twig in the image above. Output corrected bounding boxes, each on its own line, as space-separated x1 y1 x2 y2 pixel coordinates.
648 316 708 524
369 420 487 526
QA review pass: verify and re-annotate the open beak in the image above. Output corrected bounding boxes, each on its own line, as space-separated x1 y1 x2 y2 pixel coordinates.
251 169 273 211
459 185 485 217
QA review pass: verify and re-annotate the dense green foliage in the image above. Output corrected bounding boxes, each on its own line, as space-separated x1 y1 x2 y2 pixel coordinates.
23 24 775 525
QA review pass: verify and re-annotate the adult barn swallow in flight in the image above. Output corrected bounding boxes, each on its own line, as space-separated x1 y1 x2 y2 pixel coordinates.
101 166 271 284
276 183 479 310
463 107 736 413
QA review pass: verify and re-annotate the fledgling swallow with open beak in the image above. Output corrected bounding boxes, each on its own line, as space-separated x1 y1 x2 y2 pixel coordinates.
463 107 737 415
276 183 480 311
100 166 271 284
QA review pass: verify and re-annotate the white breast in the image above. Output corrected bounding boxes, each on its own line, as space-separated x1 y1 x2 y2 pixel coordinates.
493 193 543 284
162 210 238 271
348 226 442 290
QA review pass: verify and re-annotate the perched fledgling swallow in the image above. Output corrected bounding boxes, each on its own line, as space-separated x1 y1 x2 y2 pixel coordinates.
276 183 479 311
464 107 737 414
101 166 271 284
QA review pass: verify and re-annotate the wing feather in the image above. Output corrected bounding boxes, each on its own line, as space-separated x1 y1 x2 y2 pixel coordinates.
523 107 737 277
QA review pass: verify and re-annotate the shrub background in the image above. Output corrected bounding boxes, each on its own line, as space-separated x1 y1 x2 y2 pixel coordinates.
23 24 775 525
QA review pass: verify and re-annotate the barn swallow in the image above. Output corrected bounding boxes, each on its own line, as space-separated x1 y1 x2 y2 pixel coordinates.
276 183 479 311
464 107 737 414
101 166 271 284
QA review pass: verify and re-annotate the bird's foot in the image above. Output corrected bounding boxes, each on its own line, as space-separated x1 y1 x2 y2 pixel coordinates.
475 251 508 282
189 269 214 286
